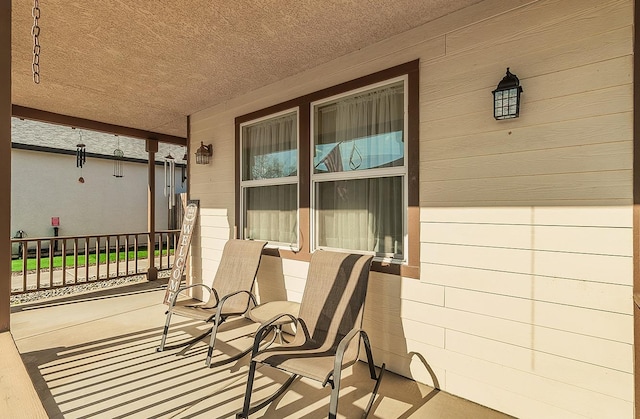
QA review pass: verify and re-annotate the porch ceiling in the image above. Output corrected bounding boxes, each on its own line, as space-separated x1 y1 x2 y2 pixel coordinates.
10 0 482 138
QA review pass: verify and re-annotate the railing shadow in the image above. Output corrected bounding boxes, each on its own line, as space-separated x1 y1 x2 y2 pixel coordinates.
12 278 262 418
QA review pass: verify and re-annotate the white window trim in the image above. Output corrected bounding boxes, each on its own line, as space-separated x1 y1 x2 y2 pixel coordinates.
239 107 300 250
309 76 409 263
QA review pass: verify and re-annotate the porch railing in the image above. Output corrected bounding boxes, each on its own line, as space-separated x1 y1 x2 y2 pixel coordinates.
10 230 179 295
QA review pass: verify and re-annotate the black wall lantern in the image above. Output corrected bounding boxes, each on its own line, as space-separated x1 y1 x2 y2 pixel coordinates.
195 142 213 165
492 68 523 120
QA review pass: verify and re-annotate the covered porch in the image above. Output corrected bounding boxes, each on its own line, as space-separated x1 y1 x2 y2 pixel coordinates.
2 0 639 418
6 279 508 418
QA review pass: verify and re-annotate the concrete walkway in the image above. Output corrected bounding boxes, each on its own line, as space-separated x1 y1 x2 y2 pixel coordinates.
9 280 513 418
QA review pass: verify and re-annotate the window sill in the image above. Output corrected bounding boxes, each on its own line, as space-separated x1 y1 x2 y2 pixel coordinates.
261 247 419 279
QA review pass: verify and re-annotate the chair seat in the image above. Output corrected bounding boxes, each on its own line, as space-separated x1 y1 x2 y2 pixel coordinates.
171 298 248 322
253 339 359 383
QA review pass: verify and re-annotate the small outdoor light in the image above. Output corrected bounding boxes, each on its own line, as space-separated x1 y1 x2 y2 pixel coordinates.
195 142 213 165
492 68 523 120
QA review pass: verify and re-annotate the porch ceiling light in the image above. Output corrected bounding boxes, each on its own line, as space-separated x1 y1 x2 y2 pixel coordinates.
195 142 213 165
492 68 523 120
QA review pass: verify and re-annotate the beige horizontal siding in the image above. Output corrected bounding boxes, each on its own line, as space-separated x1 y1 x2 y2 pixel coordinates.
423 263 631 314
421 222 631 256
422 243 632 285
447 330 634 401
421 205 633 227
421 113 633 164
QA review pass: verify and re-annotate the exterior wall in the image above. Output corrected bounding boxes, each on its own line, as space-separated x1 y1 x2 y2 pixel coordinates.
11 149 185 239
189 0 634 417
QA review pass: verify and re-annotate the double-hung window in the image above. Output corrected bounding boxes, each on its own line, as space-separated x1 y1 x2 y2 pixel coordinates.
236 61 419 276
240 110 299 247
312 78 407 261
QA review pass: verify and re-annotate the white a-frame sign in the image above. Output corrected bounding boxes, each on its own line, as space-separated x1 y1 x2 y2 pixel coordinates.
163 200 199 305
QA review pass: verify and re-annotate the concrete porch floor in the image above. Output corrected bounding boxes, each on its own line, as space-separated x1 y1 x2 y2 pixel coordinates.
9 279 513 418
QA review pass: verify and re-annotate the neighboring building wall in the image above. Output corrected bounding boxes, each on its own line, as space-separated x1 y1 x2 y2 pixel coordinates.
11 148 185 238
189 0 633 417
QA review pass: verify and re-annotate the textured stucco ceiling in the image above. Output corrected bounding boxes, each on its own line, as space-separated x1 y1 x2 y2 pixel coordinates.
11 1 482 138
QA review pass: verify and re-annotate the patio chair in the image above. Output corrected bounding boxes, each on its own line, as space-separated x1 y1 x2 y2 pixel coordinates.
157 239 267 367
237 250 385 419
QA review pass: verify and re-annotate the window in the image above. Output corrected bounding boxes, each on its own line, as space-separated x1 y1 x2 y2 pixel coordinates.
240 110 298 247
235 60 419 277
312 79 407 261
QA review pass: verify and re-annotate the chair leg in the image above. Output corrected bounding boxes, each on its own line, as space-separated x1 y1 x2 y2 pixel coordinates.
156 310 173 352
236 370 298 418
360 331 385 419
205 319 221 367
328 368 342 419
237 360 257 418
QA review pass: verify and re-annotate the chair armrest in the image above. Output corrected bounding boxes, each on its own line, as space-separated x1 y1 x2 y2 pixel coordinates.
251 313 299 357
324 328 364 387
217 289 258 312
210 289 258 327
168 283 214 308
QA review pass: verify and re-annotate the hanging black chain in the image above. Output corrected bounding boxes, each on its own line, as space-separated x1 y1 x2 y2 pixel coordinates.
32 0 41 84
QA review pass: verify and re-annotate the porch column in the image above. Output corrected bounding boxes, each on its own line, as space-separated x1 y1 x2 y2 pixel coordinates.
0 1 11 331
147 139 158 281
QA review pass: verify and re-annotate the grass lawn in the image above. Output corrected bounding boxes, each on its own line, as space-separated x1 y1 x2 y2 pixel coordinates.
11 249 173 272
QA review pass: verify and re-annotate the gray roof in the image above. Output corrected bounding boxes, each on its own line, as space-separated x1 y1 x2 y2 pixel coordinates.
11 118 186 164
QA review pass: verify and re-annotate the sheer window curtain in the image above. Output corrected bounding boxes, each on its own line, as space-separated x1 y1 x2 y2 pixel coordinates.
315 84 405 257
242 113 298 244
243 114 297 180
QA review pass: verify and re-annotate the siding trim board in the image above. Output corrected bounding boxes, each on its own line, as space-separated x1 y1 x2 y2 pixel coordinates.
12 105 186 145
633 0 640 414
11 143 186 168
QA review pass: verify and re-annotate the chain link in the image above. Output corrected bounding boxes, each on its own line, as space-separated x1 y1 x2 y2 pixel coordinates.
32 0 40 84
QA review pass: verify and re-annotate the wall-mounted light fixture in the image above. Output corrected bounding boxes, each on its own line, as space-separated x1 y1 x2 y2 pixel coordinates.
181 152 188 185
492 68 523 120
195 142 213 165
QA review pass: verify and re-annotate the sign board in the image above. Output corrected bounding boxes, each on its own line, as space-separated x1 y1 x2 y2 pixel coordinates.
51 217 60 226
163 200 199 305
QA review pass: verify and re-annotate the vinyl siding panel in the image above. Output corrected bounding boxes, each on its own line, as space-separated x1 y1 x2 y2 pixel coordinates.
189 0 635 417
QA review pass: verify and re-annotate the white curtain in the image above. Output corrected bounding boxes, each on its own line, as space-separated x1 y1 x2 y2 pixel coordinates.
316 177 403 257
315 83 404 172
243 113 297 180
245 184 297 244
242 113 297 244
314 83 405 257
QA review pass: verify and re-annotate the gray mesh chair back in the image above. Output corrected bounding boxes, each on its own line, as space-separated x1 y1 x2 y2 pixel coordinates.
157 239 266 367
